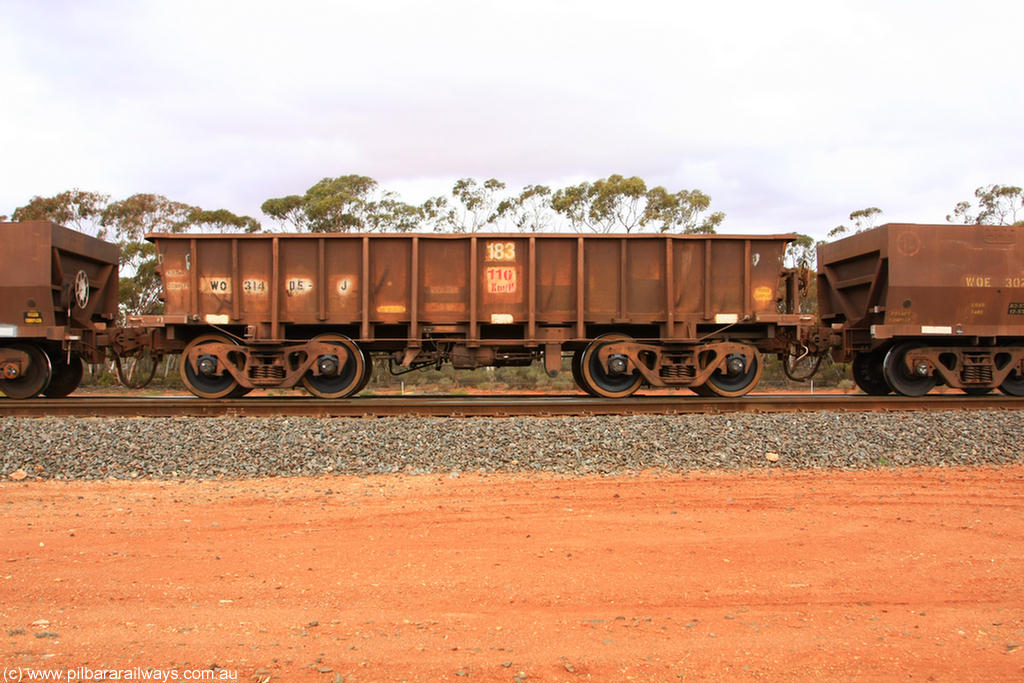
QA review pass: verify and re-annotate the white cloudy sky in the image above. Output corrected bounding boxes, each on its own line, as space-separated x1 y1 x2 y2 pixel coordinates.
1 0 1021 240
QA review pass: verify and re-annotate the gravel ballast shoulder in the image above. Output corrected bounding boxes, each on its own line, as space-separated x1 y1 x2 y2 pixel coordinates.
1 410 1022 480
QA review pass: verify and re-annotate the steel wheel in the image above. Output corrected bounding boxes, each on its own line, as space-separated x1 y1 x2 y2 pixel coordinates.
43 352 84 398
226 384 253 398
301 334 366 399
579 334 643 398
690 383 715 396
851 349 891 395
571 348 597 396
352 350 374 395
0 343 51 399
703 346 764 398
883 343 936 397
999 368 1024 396
180 334 244 399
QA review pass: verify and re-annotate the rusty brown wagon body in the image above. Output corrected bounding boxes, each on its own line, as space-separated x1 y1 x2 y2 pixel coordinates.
0 221 120 398
817 223 1024 396
136 232 806 398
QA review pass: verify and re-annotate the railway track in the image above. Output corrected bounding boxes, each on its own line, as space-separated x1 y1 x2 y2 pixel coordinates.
1 393 1022 418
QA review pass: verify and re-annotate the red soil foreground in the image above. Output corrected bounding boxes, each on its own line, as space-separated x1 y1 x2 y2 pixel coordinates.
2 467 1023 682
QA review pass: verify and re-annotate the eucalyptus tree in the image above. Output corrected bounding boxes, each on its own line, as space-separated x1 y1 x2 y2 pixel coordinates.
947 184 1023 225
552 174 723 233
494 184 556 232
427 178 507 232
828 207 883 238
12 189 111 238
262 174 423 233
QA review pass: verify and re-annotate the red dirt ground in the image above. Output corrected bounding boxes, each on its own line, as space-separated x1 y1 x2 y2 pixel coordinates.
2 467 1023 682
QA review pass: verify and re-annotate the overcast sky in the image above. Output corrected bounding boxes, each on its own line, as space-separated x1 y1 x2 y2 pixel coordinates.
2 0 1022 240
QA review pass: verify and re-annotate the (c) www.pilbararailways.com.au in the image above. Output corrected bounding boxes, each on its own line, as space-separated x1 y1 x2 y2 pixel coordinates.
3 667 238 682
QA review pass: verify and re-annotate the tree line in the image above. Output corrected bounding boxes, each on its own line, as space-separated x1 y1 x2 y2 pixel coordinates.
261 174 726 235
3 177 1020 317
5 174 726 238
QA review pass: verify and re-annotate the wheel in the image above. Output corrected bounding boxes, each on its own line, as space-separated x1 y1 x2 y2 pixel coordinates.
301 334 366 399
352 350 374 395
999 368 1024 396
883 343 936 396
571 348 597 396
578 334 643 398
225 384 253 398
43 352 84 398
703 346 764 398
180 334 245 399
851 349 891 395
961 387 993 396
0 343 51 399
690 383 715 397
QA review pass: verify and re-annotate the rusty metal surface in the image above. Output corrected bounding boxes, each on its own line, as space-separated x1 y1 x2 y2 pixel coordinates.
149 232 799 345
817 223 1024 341
0 221 120 341
1 393 1022 418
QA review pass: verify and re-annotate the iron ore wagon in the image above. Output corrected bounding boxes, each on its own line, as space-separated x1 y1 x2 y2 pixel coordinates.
134 232 807 398
0 221 120 398
817 223 1024 396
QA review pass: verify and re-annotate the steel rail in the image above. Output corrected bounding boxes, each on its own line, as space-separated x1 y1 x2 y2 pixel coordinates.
1 394 1022 418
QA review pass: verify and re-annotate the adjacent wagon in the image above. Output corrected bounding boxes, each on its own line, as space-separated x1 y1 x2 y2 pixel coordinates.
817 223 1024 396
0 221 120 398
